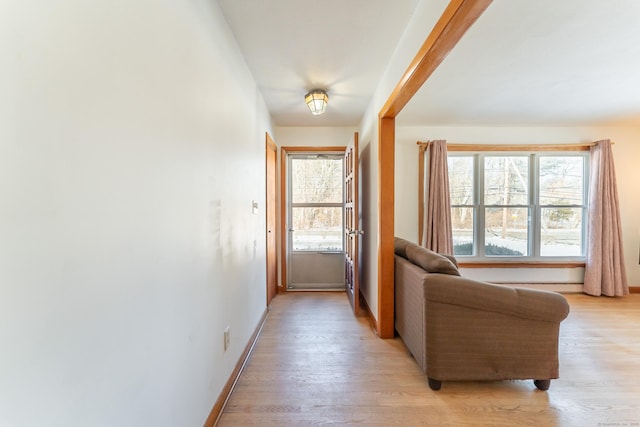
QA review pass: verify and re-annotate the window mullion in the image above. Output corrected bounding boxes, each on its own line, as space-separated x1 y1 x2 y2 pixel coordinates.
476 154 485 258
531 153 539 258
582 152 590 257
291 202 343 208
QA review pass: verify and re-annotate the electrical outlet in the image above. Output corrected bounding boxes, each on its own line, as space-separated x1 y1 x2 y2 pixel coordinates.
224 327 230 351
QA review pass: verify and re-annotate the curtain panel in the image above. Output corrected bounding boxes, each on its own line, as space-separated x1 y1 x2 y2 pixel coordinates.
419 140 453 255
583 139 629 296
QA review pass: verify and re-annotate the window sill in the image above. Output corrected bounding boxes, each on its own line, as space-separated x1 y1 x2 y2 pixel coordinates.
457 261 586 269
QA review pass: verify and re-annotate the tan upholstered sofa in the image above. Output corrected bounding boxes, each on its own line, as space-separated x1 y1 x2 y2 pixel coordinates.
394 237 570 391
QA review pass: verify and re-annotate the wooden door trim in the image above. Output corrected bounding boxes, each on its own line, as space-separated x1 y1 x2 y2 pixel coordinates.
377 0 493 338
279 146 347 293
265 132 278 304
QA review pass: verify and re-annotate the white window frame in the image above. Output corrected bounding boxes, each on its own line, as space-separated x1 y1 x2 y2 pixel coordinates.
287 152 345 253
449 151 589 261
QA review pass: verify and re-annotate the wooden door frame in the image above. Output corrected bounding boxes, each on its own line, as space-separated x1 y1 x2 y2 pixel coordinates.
279 146 347 293
376 0 493 338
265 133 278 305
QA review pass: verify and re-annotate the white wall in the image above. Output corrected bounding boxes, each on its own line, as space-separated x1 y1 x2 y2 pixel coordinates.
395 125 640 287
275 126 356 148
0 1 272 426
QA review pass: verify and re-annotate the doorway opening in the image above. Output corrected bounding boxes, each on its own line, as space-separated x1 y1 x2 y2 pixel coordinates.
285 150 345 291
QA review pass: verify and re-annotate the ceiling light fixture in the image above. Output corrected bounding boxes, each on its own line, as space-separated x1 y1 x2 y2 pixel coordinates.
304 89 329 115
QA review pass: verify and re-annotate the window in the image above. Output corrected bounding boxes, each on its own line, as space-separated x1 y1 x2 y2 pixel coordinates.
448 152 588 260
289 155 344 251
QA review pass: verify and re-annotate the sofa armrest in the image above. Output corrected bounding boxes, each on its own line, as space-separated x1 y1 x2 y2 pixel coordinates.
424 274 570 323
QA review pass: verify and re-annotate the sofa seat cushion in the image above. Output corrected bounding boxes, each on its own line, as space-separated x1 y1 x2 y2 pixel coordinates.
405 244 460 276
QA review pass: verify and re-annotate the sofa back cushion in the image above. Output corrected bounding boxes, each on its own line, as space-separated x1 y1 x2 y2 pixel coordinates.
394 237 414 259
405 244 460 276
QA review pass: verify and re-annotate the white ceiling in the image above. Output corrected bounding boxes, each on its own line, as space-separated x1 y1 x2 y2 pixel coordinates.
217 0 420 126
218 0 640 127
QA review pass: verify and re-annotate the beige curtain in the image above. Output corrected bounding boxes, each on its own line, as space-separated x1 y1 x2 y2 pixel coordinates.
583 140 629 296
419 140 453 255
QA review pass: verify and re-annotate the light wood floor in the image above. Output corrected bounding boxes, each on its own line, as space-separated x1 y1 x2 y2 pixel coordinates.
217 292 640 426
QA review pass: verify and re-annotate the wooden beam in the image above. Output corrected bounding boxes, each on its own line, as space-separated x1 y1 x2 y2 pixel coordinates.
377 116 395 338
379 0 494 118
376 0 493 338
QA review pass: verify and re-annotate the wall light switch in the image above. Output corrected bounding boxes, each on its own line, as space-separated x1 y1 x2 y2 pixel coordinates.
224 326 230 351
252 200 259 214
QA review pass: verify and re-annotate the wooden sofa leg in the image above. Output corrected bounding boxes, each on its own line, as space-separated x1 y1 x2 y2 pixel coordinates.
428 378 442 391
534 379 551 391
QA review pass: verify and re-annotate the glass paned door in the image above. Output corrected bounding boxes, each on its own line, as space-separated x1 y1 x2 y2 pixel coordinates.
287 153 345 290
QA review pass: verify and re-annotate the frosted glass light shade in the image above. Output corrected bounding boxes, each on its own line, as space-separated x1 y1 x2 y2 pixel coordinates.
304 89 329 115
